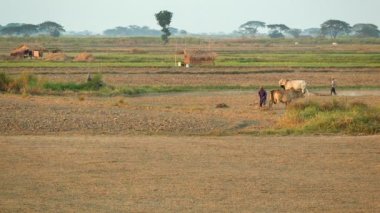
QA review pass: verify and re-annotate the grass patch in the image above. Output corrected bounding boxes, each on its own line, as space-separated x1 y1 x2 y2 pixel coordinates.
43 74 104 91
1 72 41 94
0 72 11 91
269 99 380 135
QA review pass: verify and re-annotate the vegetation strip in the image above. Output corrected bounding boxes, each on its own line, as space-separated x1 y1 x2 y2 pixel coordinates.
263 100 380 135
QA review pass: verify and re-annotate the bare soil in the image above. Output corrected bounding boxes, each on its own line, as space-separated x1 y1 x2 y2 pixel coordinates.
0 92 278 135
1 91 380 136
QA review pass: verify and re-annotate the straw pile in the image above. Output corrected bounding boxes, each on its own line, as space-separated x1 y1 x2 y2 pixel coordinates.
73 52 94 62
44 52 68 61
184 49 217 65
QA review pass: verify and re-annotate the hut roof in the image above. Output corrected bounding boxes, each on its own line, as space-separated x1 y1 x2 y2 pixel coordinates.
11 44 30 55
11 44 46 55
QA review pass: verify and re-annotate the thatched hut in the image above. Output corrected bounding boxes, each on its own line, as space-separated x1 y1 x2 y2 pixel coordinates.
10 44 30 58
183 49 217 66
10 44 45 58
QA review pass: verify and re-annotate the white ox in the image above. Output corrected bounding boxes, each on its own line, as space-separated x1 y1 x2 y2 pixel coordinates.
279 79 308 94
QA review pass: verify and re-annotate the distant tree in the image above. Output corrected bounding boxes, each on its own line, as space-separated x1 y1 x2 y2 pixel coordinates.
19 24 38 36
179 30 188 35
238 21 265 37
287 28 302 38
168 27 179 35
352 23 379 38
321 19 351 39
267 24 290 38
103 25 160 36
155 10 173 44
5 23 23 27
0 23 24 36
38 21 65 37
0 26 19 36
302 28 321 37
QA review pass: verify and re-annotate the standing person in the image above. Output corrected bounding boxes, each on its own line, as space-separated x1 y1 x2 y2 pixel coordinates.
330 78 337 95
258 86 267 107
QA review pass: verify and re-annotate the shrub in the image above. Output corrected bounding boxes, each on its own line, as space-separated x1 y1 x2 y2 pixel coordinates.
277 100 380 135
8 72 39 94
0 72 11 91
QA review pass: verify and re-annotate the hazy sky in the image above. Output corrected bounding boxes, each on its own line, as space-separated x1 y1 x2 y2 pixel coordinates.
1 0 379 33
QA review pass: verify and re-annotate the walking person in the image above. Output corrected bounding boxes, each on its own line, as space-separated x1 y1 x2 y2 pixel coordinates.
258 86 267 107
330 78 337 95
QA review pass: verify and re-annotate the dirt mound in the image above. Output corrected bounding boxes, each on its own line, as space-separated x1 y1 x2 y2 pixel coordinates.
45 52 68 61
73 52 95 62
130 48 147 54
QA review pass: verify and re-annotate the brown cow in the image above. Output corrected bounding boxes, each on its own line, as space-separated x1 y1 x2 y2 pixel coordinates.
269 88 304 108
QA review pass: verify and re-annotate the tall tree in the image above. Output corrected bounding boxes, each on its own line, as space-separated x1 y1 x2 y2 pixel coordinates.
352 23 379 38
267 24 290 38
321 19 351 39
155 10 173 44
238 21 265 37
38 21 65 37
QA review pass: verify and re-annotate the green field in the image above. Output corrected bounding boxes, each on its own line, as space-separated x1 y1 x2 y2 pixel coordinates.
1 37 380 69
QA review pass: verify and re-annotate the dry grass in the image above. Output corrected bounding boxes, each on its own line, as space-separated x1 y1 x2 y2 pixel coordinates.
0 135 379 212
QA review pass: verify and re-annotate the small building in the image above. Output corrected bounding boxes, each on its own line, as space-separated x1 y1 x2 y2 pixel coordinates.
183 49 217 66
10 44 30 58
10 44 45 58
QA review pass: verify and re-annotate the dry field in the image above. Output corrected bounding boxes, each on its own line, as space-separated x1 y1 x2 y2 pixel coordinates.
1 38 380 212
0 135 379 212
1 91 380 212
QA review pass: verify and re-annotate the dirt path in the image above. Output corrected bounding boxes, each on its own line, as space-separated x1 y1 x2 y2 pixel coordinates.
0 135 379 212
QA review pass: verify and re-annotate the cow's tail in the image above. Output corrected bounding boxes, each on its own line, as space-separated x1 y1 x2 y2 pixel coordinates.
305 88 310 96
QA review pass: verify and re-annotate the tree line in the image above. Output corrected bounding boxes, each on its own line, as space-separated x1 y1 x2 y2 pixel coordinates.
1 18 379 41
0 21 65 37
238 19 380 39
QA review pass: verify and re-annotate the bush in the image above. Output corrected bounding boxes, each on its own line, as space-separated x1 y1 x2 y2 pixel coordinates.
277 100 380 135
0 72 11 91
7 72 39 94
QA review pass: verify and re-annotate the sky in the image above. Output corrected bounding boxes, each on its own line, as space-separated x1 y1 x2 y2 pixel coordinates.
1 0 379 34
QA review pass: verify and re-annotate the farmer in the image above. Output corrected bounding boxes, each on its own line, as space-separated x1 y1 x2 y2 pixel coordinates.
258 86 267 107
330 78 337 95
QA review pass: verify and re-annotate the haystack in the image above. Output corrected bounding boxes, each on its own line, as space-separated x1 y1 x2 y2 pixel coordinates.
183 49 217 65
73 52 94 62
44 52 68 61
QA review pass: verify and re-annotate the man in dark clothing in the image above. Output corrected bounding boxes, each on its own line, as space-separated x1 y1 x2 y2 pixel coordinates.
258 86 267 107
331 78 337 95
